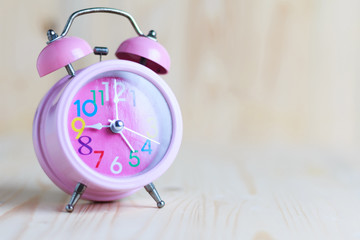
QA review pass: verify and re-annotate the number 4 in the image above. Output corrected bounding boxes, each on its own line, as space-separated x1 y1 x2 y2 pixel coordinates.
141 140 152 155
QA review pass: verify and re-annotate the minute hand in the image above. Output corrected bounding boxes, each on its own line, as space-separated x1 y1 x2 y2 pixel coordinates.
123 127 160 145
113 79 120 120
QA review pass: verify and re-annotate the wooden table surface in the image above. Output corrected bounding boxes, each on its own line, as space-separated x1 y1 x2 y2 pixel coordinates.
0 133 359 240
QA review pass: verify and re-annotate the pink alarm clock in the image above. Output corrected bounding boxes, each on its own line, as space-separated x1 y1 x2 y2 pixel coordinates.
33 8 182 212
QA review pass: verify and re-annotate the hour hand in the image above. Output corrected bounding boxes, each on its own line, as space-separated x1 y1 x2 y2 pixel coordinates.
85 123 110 130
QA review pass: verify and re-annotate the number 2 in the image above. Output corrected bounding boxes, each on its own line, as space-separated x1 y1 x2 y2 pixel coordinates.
114 80 126 102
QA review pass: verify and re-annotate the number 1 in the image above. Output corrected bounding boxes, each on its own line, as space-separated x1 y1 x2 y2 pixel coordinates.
99 90 104 105
102 82 109 101
130 90 136 107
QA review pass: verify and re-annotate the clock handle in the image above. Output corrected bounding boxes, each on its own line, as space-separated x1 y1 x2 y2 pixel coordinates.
65 182 87 212
144 183 165 208
37 7 170 76
49 7 144 43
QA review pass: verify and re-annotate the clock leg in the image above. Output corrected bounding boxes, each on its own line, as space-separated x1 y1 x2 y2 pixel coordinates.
144 182 165 208
65 182 87 212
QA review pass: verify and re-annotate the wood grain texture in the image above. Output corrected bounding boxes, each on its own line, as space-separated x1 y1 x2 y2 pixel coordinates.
1 134 360 239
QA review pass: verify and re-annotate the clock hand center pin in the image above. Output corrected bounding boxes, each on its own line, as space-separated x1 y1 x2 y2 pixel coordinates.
109 120 135 152
109 119 124 133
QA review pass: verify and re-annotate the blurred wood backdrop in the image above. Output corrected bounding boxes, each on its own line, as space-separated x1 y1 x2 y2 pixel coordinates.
0 0 360 150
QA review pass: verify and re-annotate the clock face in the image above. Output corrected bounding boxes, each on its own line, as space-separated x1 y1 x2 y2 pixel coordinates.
67 71 172 178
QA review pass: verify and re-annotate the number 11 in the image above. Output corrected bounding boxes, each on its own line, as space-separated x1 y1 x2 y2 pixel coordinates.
91 90 104 105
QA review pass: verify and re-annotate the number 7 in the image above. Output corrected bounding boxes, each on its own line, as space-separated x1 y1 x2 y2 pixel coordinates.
94 150 104 168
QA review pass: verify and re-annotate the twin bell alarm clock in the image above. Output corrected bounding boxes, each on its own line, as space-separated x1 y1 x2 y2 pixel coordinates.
33 7 183 212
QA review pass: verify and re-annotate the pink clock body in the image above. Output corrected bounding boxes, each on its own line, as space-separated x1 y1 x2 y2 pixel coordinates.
33 60 183 201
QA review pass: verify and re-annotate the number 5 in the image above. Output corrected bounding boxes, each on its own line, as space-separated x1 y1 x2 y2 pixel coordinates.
129 150 140 167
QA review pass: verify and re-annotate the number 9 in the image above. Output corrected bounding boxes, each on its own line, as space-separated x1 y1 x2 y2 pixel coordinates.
71 117 85 139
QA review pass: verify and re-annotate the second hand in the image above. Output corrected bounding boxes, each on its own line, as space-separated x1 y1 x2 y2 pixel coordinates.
123 127 160 145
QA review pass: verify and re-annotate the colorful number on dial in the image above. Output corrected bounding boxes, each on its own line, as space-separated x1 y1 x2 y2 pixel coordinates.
91 90 104 105
75 81 136 117
78 136 93 155
71 117 85 139
68 77 166 177
74 99 98 117
111 156 122 174
141 140 152 155
70 138 154 171
94 150 104 168
129 150 140 167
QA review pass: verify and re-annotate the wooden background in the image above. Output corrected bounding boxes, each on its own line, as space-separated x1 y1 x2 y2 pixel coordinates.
1 0 360 239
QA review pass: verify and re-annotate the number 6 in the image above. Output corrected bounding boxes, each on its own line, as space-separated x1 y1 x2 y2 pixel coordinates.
110 156 122 174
